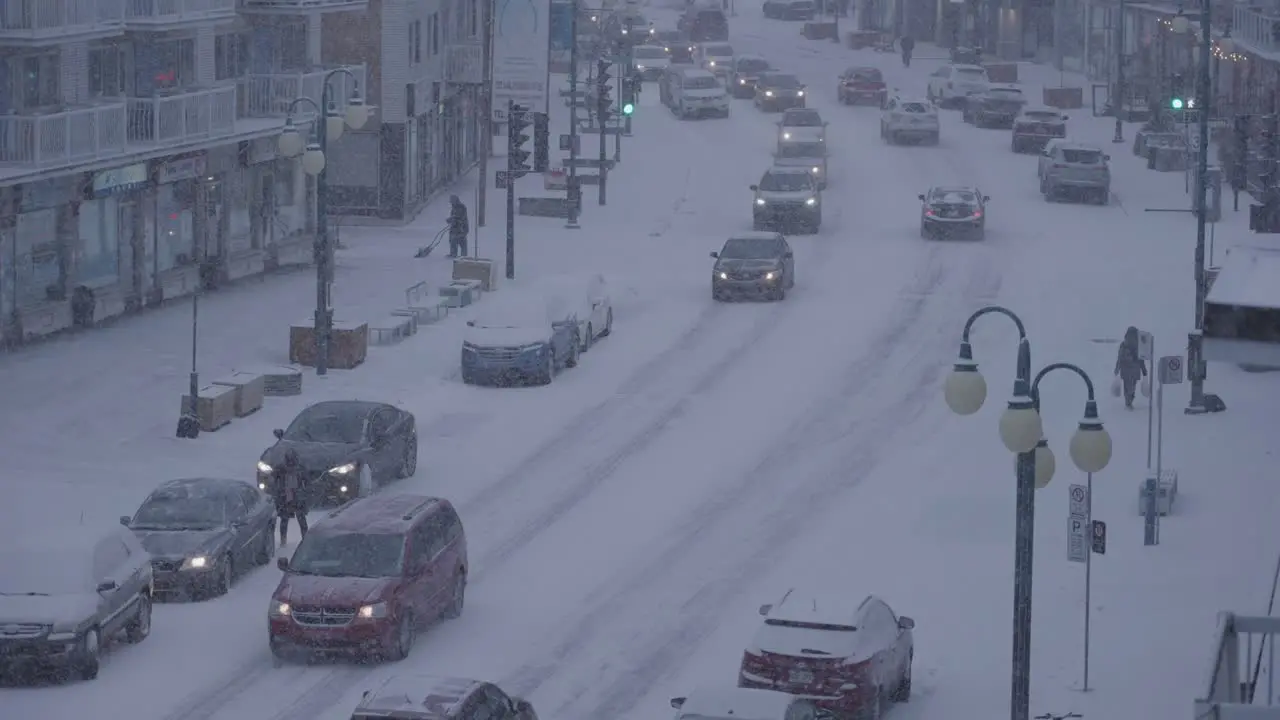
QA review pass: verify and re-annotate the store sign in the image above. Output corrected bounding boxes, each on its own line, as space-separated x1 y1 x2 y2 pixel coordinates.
92 163 149 196
247 138 276 165
155 155 207 184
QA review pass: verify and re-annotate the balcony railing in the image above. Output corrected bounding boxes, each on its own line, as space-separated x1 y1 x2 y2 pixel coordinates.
1234 5 1280 56
125 0 234 26
127 85 236 146
1195 612 1280 720
0 0 125 38
0 102 127 166
238 0 367 14
240 64 367 118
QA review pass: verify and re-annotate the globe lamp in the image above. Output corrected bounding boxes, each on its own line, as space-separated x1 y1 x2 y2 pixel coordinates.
325 105 345 143
1068 400 1112 473
345 96 370 130
1033 441 1055 488
278 122 304 158
1171 13 1190 33
301 143 326 176
943 343 986 415
999 395 1043 454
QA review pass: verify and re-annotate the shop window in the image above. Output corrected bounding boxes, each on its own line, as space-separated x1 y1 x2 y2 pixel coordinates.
156 182 195 272
13 209 61 305
76 197 121 288
227 173 253 254
89 44 127 98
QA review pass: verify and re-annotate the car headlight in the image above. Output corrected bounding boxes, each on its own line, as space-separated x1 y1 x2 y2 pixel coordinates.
182 555 210 571
765 90 773 97
739 78 746 85
257 461 272 474
48 632 77 642
797 90 805 97
783 132 791 140
519 343 546 354
764 271 779 280
636 64 646 70
811 167 821 174
358 602 389 619
806 197 817 206
755 198 766 206
270 601 291 618
708 61 715 66
718 271 728 280
329 462 357 475
259 482 267 490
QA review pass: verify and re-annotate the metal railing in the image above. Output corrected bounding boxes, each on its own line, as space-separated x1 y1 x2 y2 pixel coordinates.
0 0 125 33
125 0 233 23
239 64 366 118
239 0 365 9
0 102 127 166
1234 5 1280 57
1196 552 1280 720
126 85 236 145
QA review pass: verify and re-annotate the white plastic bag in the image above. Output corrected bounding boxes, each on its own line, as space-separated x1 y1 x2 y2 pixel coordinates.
1110 376 1122 397
1141 376 1152 398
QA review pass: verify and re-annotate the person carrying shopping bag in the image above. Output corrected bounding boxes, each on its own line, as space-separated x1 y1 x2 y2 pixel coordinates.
1113 326 1148 409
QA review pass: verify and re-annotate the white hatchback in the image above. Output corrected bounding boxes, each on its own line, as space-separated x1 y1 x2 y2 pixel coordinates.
671 687 824 720
881 95 940 145
697 41 735 76
926 64 990 108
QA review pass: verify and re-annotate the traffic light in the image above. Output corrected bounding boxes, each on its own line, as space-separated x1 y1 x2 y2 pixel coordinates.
1169 73 1185 110
596 60 613 119
507 105 531 176
532 112 549 173
621 77 636 116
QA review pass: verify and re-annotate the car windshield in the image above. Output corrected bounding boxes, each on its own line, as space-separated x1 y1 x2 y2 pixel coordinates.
0 551 92 595
721 237 782 259
764 618 858 631
777 142 823 158
763 74 801 89
760 172 811 191
848 68 881 81
932 190 977 204
132 490 228 529
474 296 551 328
1063 149 1103 164
289 532 405 578
956 68 987 79
283 406 366 444
900 102 929 113
704 44 733 56
635 46 666 59
1025 111 1061 121
685 76 720 89
784 110 822 126
737 58 769 72
989 88 1022 98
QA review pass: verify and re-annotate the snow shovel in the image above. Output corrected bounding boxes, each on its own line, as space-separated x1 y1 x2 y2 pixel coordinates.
414 226 449 258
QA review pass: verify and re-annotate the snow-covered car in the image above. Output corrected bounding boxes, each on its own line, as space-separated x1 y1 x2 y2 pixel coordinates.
739 590 915 719
711 232 796 301
773 140 827 188
461 291 580 385
670 687 825 720
121 477 277 600
762 0 816 20
728 55 772 99
0 528 153 682
697 41 735 76
1011 107 1068 153
540 273 614 352
753 72 806 111
880 94 940 145
837 66 886 106
1039 141 1111 204
919 185 988 240
926 63 990 108
354 675 540 720
962 83 1026 127
633 44 671 80
778 107 825 144
752 166 822 234
665 68 730 119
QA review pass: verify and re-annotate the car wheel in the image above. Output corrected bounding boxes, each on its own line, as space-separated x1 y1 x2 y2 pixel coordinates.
582 323 593 351
76 628 101 681
565 334 580 368
124 595 151 643
601 308 613 337
896 654 914 701
387 611 415 661
397 436 418 478
255 524 275 565
442 572 466 619
213 554 233 596
920 225 929 240
539 350 556 385
856 687 882 720
1097 188 1110 205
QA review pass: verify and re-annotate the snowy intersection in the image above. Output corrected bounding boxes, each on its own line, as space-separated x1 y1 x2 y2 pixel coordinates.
3 2 1280 719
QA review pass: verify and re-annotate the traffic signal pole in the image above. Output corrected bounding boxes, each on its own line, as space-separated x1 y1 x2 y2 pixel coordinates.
598 95 608 205
614 66 623 162
506 100 517 279
566 0 581 228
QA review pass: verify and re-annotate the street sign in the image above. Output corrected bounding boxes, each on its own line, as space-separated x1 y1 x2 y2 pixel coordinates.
1068 515 1088 563
1138 330 1153 361
544 169 568 191
495 170 526 189
1158 355 1184 385
1189 135 1201 151
1091 520 1107 555
1068 483 1089 517
559 133 580 153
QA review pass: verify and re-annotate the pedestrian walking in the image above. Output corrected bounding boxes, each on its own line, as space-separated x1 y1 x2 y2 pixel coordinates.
1114 325 1148 409
272 450 310 545
899 34 915 67
448 194 469 257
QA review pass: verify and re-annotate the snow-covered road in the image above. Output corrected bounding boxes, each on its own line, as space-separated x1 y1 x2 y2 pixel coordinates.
4 2 1279 720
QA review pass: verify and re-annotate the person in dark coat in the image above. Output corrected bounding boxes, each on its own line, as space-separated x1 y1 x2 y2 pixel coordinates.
448 195 469 257
272 449 309 545
1114 326 1148 409
899 34 915 67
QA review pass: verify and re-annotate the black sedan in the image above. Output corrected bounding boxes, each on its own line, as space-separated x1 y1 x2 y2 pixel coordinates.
257 400 419 506
962 84 1026 128
1012 107 1068 153
919 186 988 240
763 0 816 19
121 478 276 600
711 232 796 301
753 72 806 111
728 56 771 98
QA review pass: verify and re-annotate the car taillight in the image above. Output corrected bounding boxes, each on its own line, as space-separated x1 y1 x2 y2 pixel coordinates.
742 648 771 675
972 210 983 218
924 209 935 217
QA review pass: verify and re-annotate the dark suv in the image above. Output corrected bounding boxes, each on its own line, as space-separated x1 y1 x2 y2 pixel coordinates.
269 494 467 663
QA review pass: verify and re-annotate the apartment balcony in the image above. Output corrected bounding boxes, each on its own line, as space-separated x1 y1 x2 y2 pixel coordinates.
237 0 367 16
240 64 367 118
1234 4 1280 56
125 0 235 29
127 85 236 147
0 102 127 167
0 0 125 44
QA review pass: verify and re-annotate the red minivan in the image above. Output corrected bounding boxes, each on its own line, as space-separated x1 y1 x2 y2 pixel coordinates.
268 494 467 663
738 590 914 719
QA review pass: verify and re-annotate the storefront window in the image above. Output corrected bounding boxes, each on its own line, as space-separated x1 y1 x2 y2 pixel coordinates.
77 197 120 288
417 114 433 199
274 159 301 239
156 182 195 271
14 209 61 305
227 172 252 254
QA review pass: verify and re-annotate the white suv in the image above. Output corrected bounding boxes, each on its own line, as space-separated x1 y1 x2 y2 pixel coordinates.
697 42 735 76
926 64 990 108
668 68 729 119
880 95 940 145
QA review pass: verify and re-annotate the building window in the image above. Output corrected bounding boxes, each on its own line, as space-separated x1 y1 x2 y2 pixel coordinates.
138 39 195 94
155 182 196 272
431 13 440 55
13 209 61 305
89 45 126 98
14 53 60 110
470 0 478 36
76 197 121 288
410 20 422 65
215 33 248 82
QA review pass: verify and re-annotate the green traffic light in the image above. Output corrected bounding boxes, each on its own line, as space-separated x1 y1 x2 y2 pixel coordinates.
1171 98 1184 110
622 102 635 115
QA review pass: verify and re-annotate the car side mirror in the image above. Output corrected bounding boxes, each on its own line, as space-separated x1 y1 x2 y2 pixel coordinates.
898 615 915 630
231 519 247 529
917 194 926 201
466 320 475 327
709 251 719 258
1103 154 1111 161
273 428 284 440
671 697 688 709
96 580 117 593
749 184 759 191
277 557 290 571
758 603 773 616
119 515 131 527
783 252 793 259
983 195 991 202
1062 115 1069 121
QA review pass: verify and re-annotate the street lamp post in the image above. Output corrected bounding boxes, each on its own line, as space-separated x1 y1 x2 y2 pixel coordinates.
1113 0 1127 142
277 69 369 376
943 305 1114 720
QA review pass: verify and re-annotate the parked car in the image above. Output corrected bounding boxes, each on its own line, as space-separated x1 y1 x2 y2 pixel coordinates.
754 72 806 111
962 83 1027 127
663 68 729 119
679 6 728 41
257 401 419 505
0 528 153 682
121 477 276 599
461 291 580 385
773 139 827 188
711 232 796 301
1038 140 1111 204
670 687 825 720
727 56 771 99
919 185 988 240
352 675 539 720
633 44 671 80
762 0 816 20
926 64 990 108
738 590 915 719
269 494 467 663
541 273 614 352
752 167 822 234
1011 107 1068 153
777 107 825 144
697 41 736 76
880 94 940 145
837 66 886 106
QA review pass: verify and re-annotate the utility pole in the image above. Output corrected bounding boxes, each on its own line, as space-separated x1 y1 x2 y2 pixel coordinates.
1186 9 1212 414
596 58 612 206
1112 0 1126 143
566 0 581 228
477 0 495 227
506 102 532 279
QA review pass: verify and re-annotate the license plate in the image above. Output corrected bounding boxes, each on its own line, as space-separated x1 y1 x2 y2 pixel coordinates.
789 669 814 684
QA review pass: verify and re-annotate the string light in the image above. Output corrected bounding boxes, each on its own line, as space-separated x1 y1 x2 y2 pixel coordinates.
1212 45 1246 62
